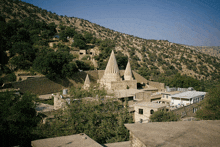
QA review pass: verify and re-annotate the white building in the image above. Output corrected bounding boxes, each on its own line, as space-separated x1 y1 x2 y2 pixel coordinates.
160 91 182 104
170 91 206 107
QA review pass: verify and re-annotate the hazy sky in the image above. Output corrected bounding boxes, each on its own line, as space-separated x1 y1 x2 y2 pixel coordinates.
22 0 220 46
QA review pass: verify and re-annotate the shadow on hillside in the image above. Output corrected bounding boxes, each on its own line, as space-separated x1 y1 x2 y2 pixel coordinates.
69 71 98 85
52 77 73 88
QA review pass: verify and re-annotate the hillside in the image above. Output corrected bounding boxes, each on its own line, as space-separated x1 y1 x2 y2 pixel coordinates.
0 0 219 90
185 46 220 59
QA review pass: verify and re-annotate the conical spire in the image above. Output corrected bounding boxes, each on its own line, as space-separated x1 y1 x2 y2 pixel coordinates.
124 60 133 80
104 50 120 75
83 74 90 89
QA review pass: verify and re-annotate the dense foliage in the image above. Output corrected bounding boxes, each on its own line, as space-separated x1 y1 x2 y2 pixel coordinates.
0 91 40 146
149 111 180 122
69 85 107 98
196 84 220 120
33 99 133 144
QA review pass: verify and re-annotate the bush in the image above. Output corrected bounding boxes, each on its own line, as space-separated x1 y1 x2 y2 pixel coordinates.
150 111 180 122
196 84 220 120
33 97 133 144
0 92 40 146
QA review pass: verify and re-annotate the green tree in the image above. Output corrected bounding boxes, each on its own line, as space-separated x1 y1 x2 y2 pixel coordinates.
0 15 8 66
196 84 220 120
116 51 128 70
150 111 180 122
71 38 86 49
84 31 93 43
33 51 74 79
33 97 133 144
0 92 40 146
62 62 78 78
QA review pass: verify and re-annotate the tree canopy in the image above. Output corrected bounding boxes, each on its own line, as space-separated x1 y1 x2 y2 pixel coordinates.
33 97 133 144
0 91 40 146
196 84 220 120
150 111 180 122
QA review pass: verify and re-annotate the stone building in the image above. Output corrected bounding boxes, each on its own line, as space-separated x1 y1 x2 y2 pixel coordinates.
125 120 220 147
31 133 102 147
159 91 181 104
133 102 168 123
98 50 137 90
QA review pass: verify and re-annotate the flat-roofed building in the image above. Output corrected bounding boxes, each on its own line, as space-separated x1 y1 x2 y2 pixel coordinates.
31 133 102 147
125 120 220 147
170 91 206 107
160 91 182 105
134 102 168 123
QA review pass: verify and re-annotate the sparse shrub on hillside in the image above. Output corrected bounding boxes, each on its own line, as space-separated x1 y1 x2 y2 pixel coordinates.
116 51 128 70
72 38 86 49
81 55 90 60
75 60 93 70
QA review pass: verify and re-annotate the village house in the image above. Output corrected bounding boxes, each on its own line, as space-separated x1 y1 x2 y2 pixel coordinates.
125 120 220 147
159 91 182 104
170 91 206 107
133 102 168 123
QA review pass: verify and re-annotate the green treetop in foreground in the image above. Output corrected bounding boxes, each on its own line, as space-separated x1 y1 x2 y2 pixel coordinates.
196 84 220 120
0 91 40 147
150 111 180 122
33 97 133 144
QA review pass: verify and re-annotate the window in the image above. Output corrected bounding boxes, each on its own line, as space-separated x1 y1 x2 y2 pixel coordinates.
166 95 168 99
139 109 143 114
193 108 197 113
150 109 154 114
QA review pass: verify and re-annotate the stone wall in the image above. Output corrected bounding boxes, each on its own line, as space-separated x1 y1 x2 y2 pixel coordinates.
172 103 199 118
123 80 137 89
111 80 137 90
135 92 151 102
54 95 67 110
134 104 166 123
130 132 146 147
148 81 165 92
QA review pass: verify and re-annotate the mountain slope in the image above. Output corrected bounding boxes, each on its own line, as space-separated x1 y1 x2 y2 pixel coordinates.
0 0 219 86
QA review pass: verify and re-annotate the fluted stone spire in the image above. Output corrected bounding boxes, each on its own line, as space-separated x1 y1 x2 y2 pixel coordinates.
83 74 90 89
104 50 120 75
124 60 133 80
99 50 121 90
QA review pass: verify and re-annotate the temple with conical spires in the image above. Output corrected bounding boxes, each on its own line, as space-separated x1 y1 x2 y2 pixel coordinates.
98 50 137 90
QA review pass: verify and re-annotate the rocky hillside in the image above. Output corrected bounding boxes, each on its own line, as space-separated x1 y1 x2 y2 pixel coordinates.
185 46 220 59
0 0 220 84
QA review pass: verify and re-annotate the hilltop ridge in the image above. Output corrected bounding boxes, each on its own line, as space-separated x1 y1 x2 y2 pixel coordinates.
0 0 219 89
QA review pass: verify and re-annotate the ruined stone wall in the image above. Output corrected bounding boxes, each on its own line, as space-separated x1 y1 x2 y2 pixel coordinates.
54 96 67 110
111 80 137 90
172 103 199 118
111 81 125 90
130 132 147 147
135 92 151 102
123 80 137 89
148 81 165 91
